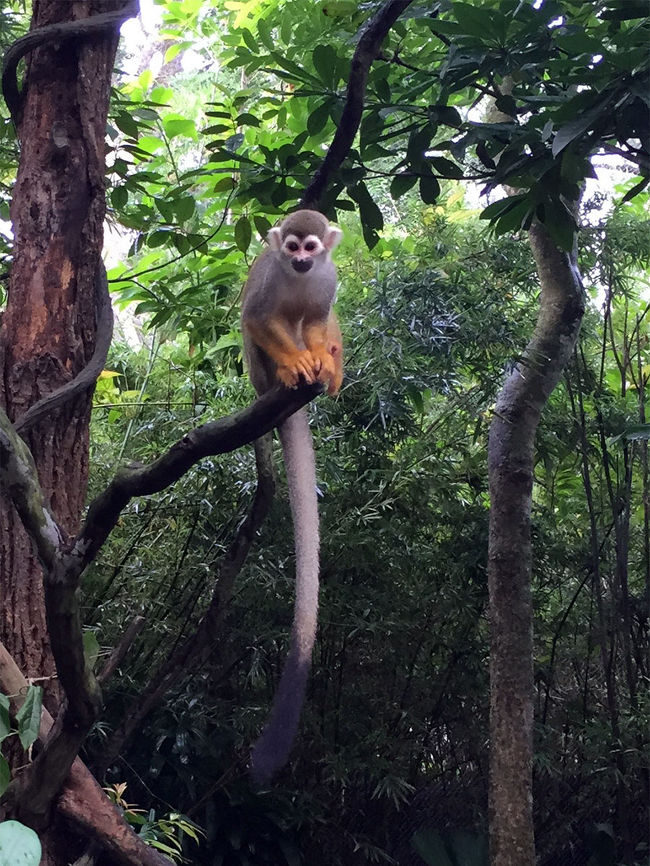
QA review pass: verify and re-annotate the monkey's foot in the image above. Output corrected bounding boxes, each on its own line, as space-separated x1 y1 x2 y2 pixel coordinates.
277 350 317 388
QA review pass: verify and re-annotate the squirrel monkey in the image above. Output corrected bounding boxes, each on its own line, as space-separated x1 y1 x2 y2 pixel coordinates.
241 209 343 784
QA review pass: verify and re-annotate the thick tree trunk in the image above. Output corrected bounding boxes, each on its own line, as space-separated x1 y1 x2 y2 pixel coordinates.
0 0 121 686
0 2 130 862
488 222 584 866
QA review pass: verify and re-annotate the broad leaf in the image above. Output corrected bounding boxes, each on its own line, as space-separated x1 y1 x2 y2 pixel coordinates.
16 686 42 750
0 821 41 866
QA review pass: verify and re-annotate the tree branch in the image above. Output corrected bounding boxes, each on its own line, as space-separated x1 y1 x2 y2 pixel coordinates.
299 0 414 210
66 383 320 578
97 615 146 686
1 2 139 123
0 409 63 571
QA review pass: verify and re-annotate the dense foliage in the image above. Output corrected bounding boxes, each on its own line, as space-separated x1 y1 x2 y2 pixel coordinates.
76 198 649 865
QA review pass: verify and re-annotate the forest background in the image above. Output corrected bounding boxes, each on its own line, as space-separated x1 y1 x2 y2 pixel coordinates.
0 1 648 865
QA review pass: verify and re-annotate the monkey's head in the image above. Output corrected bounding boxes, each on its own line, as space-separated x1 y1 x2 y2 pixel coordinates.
268 209 342 275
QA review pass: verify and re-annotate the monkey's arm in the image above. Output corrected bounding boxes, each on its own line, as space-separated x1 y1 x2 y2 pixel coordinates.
243 315 317 389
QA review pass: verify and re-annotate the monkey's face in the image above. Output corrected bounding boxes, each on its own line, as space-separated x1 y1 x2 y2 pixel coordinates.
268 223 342 277
282 234 323 273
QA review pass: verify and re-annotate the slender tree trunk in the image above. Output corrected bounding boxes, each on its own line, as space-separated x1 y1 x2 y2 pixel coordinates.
488 222 584 866
0 2 130 862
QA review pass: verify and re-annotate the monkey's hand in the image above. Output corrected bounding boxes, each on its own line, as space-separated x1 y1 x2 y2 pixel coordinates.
312 346 341 396
276 349 318 388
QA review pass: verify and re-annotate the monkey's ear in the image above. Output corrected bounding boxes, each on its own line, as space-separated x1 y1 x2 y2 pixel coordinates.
324 226 343 250
267 227 283 250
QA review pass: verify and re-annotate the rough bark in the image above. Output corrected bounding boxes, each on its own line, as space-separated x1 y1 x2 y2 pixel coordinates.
0 0 124 698
0 1 142 862
488 221 584 866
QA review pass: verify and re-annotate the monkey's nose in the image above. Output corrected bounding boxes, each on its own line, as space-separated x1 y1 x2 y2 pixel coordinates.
292 259 313 273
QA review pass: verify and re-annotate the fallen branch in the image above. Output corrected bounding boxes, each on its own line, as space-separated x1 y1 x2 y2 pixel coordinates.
0 642 172 865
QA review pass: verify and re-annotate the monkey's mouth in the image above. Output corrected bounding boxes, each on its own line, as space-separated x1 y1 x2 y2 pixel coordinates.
291 259 313 273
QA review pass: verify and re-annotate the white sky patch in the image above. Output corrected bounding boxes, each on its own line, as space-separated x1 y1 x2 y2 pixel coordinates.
119 0 207 80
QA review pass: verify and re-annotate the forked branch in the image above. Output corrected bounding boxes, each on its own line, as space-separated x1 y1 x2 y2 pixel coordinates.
300 0 414 210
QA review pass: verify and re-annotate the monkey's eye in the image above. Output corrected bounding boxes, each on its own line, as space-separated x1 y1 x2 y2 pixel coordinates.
304 241 317 252
286 241 299 252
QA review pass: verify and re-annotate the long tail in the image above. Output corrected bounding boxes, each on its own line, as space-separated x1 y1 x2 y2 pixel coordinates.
249 409 319 785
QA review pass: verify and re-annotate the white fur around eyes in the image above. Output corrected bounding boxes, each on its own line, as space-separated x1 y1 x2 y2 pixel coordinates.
281 233 325 255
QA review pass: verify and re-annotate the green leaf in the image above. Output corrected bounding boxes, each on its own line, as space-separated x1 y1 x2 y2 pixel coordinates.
321 0 358 17
601 1 649 20
453 1 506 41
542 199 577 251
110 186 128 210
147 230 172 248
0 695 10 740
552 101 608 157
241 28 258 53
214 176 236 192
428 157 464 179
114 111 140 138
390 173 418 199
154 198 175 222
0 821 42 866
307 101 331 136
312 44 338 88
349 183 383 248
164 43 182 63
0 757 10 798
480 194 526 221
214 334 241 350
407 124 436 166
235 112 261 127
234 217 252 253
494 199 533 235
174 196 195 222
257 18 274 50
253 215 272 239
269 51 318 86
419 173 441 205
163 117 196 139
16 686 42 750
83 631 100 674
